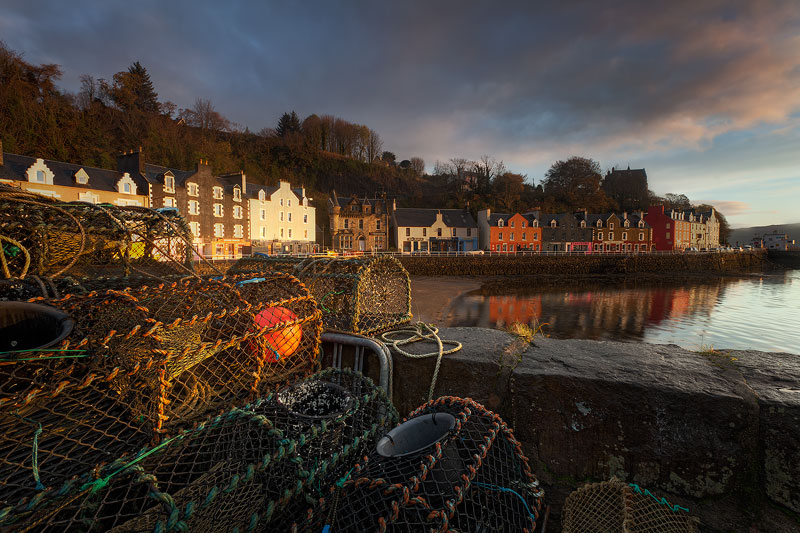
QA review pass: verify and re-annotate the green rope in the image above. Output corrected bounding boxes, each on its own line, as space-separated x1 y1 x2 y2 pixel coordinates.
0 352 90 362
319 290 344 313
629 483 690 513
2 243 21 258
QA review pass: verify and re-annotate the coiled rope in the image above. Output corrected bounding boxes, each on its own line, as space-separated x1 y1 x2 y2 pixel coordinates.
380 323 461 402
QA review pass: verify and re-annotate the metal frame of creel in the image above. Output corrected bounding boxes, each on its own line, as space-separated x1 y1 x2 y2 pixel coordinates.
320 332 393 400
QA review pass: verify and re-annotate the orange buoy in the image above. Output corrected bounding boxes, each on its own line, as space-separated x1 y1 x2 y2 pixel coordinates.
253 306 301 360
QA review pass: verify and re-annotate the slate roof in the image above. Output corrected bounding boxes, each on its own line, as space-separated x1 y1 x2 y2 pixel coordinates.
0 152 148 194
142 163 195 186
329 196 388 210
246 184 279 199
395 208 476 228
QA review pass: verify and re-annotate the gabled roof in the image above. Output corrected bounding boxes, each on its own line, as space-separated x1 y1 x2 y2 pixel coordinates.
395 208 476 228
0 152 148 194
330 196 388 211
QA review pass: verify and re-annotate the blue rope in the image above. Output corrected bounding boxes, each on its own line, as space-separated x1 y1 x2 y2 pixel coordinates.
473 482 536 524
629 483 690 513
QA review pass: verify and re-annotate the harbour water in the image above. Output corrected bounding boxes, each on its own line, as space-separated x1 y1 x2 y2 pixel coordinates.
440 269 800 355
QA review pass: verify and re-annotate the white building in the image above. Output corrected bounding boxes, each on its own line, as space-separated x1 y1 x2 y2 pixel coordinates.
393 208 478 253
763 232 795 251
247 180 316 254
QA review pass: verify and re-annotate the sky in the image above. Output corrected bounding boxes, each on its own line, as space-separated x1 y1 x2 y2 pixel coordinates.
2 0 799 228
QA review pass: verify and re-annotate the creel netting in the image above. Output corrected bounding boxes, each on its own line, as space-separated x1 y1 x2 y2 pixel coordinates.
561 477 699 533
0 185 211 280
2 368 397 532
228 255 412 335
0 273 321 514
315 396 544 533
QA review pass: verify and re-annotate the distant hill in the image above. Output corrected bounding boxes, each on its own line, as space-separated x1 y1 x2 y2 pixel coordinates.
729 223 800 246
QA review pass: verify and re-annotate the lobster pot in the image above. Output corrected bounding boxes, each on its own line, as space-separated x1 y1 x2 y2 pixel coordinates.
229 255 412 335
562 478 699 533
0 185 197 280
329 396 544 533
0 274 321 513
6 370 398 532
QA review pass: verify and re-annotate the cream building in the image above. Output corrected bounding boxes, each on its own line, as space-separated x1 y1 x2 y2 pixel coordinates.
393 208 478 252
247 180 316 254
0 148 149 207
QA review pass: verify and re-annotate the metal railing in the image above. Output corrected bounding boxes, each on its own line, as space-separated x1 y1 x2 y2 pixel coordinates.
320 332 393 400
246 248 756 259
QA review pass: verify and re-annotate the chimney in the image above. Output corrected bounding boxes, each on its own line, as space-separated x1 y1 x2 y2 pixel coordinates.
116 147 145 175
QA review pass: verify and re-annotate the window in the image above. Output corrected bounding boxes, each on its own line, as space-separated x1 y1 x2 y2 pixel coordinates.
287 199 291 207
213 186 223 200
639 220 644 228
280 228 284 238
581 220 586 228
288 212 292 222
597 220 602 227
639 232 644 241
258 190 266 201
257 209 264 221
75 169 89 185
510 221 515 228
123 182 131 194
622 232 628 240
358 219 363 230
36 170 46 183
344 219 348 229
405 228 410 237
190 221 200 237
467 228 471 236
522 232 526 240
280 199 284 206
233 188 241 201
498 232 503 240
188 183 199 196
288 229 292 238
164 176 175 192
498 219 504 227
233 206 243 219
304 230 308 239
423 228 427 237
163 197 175 207
510 232 515 240
609 222 615 229
437 228 442 237
376 219 381 230
550 220 557 228
304 214 308 223
452 228 457 237
624 220 630 227
213 204 223 217
280 212 284 222
666 223 671 229
598 232 603 240
666 232 671 239
533 220 538 228
522 221 526 228
214 223 224 238
609 232 614 240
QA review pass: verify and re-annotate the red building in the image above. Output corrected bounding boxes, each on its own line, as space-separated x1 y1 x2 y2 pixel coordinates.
479 211 542 252
645 205 691 251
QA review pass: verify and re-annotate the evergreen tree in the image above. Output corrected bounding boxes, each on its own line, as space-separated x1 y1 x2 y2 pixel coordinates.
127 61 159 113
276 111 301 137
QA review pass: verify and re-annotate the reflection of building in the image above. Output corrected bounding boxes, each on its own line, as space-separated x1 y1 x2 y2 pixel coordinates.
0 145 149 207
248 181 316 254
477 210 542 252
488 295 542 325
329 193 393 252
394 208 478 252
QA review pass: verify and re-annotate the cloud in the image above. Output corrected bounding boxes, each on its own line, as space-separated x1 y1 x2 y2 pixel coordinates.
704 201 750 216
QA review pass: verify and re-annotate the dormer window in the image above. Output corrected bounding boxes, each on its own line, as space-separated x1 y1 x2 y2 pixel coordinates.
550 220 557 228
624 220 630 228
498 219 504 228
532 220 538 228
597 220 602 228
233 187 242 202
26 159 55 185
188 183 199 197
638 220 644 228
581 220 586 228
117 173 137 195
213 186 223 200
164 173 175 193
258 190 266 201
74 168 90 185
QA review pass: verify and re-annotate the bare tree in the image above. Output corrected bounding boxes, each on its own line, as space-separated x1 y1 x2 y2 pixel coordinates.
367 129 383 162
410 156 425 176
76 74 97 110
180 98 230 132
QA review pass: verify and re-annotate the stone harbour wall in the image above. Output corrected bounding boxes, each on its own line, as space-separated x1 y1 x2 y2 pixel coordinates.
398 250 766 276
388 327 800 532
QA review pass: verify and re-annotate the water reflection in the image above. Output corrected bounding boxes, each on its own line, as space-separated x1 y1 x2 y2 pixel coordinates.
444 270 800 355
